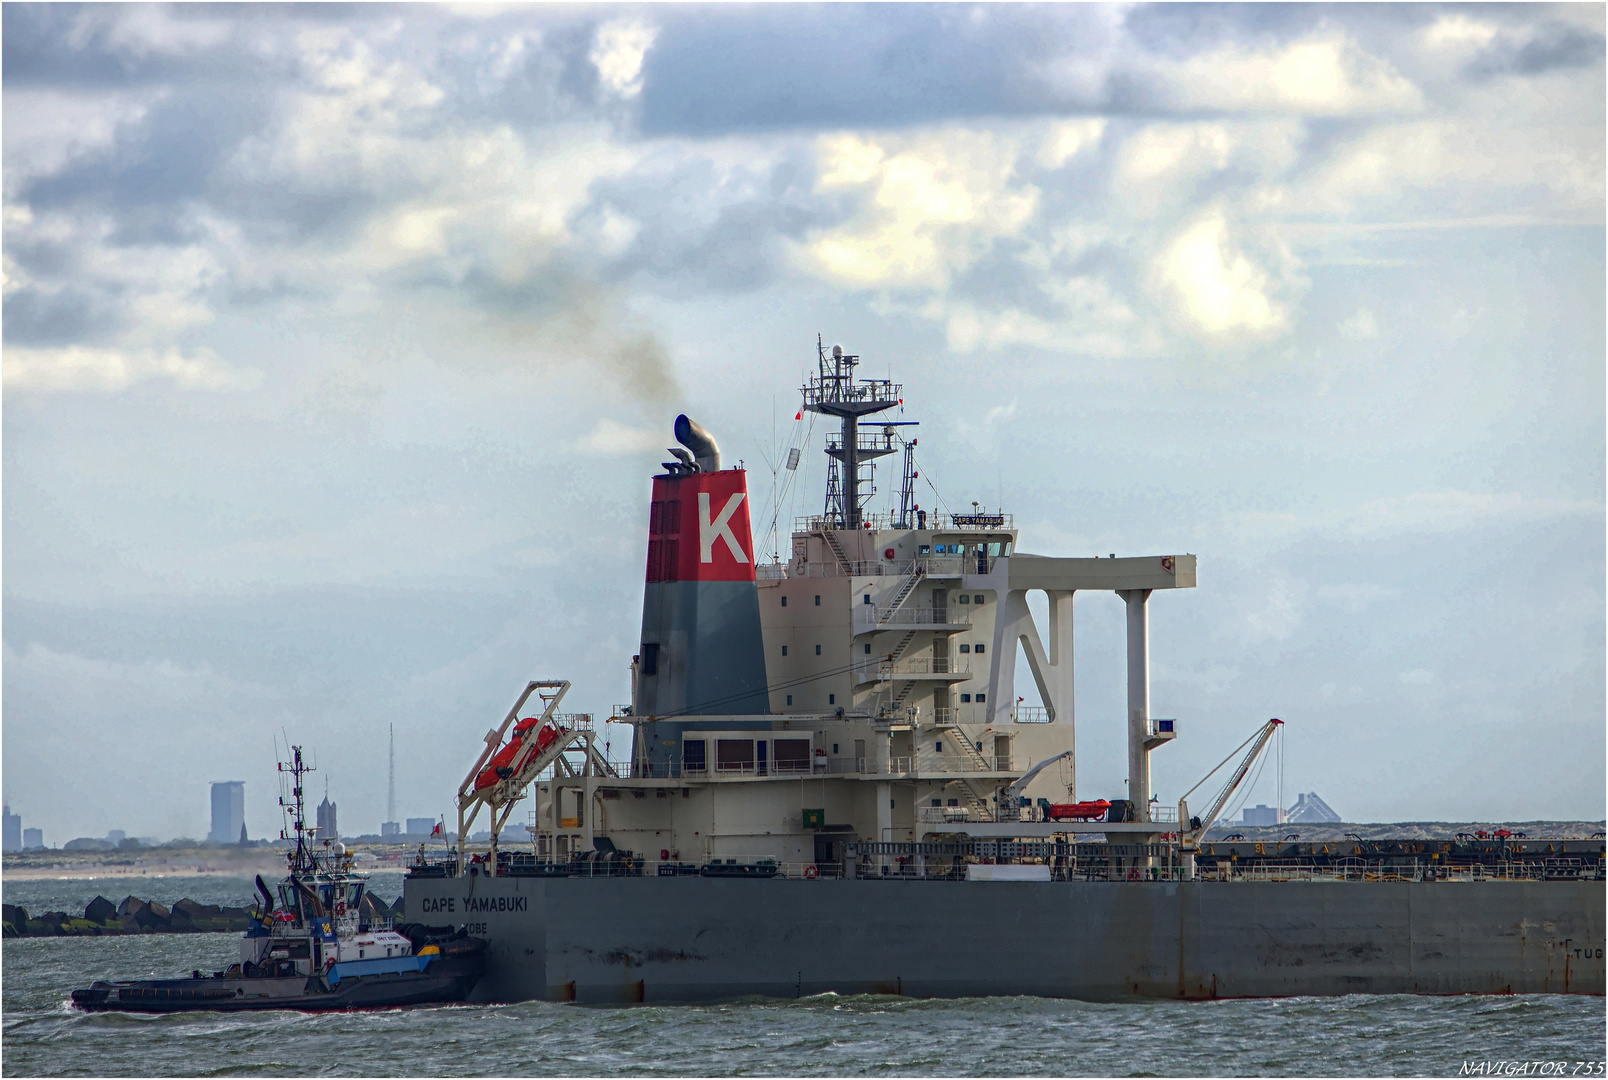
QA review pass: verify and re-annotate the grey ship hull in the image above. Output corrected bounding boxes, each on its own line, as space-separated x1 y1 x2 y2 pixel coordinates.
405 875 1605 1003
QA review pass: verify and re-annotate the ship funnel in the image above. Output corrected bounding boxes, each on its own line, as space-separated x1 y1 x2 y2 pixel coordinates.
674 414 721 473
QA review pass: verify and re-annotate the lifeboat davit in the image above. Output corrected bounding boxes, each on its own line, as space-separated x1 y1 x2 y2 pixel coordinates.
1045 799 1111 822
473 717 565 792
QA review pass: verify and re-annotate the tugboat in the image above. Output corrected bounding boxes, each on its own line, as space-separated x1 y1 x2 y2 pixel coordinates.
71 746 485 1013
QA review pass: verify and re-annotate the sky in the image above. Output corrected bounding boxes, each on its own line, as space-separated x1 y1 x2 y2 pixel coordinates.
3 2 1603 844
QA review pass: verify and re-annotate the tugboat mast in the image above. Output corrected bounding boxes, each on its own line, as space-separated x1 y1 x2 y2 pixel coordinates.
278 746 317 876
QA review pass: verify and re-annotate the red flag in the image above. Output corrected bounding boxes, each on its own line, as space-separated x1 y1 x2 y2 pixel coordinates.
794 410 802 421
431 821 442 837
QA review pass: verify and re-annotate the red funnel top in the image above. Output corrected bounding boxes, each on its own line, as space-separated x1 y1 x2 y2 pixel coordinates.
646 470 756 583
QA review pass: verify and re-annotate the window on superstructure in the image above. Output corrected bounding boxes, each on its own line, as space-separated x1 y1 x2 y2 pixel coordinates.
682 740 707 773
864 644 871 654
958 595 970 604
814 595 820 606
815 644 821 655
976 693 986 703
716 739 755 772
975 644 984 654
863 594 871 604
781 595 787 607
974 594 985 604
773 739 810 772
959 644 970 653
781 645 788 656
828 694 835 704
960 694 971 702
786 695 793 706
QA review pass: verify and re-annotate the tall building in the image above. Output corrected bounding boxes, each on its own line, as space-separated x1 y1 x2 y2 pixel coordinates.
1242 804 1283 826
1287 792 1342 824
22 828 43 850
317 794 339 842
209 781 245 843
406 817 436 837
2 805 20 852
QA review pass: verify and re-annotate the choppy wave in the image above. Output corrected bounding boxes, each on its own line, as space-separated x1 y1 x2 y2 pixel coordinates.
4 933 1604 1077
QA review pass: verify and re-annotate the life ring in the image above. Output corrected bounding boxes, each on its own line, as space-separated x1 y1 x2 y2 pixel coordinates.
1128 867 1141 881
1161 556 1174 573
804 864 819 879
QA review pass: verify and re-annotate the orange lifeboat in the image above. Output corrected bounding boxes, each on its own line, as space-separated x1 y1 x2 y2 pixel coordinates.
1045 799 1111 822
473 718 565 792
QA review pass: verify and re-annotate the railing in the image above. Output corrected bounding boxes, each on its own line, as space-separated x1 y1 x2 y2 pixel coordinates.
755 562 788 581
788 556 989 579
855 605 970 629
1011 705 1052 723
415 847 1605 885
857 657 971 681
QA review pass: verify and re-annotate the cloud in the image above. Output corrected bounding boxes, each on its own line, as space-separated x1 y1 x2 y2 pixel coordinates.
1157 212 1291 336
1338 307 1379 340
591 19 658 98
574 418 664 456
953 400 1019 454
2 344 257 393
799 130 1039 290
1150 33 1424 116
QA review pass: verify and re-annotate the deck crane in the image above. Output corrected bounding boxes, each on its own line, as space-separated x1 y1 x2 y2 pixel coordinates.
1177 718 1283 852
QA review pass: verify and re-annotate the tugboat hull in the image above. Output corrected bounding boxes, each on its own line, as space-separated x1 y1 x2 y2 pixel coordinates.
71 951 484 1013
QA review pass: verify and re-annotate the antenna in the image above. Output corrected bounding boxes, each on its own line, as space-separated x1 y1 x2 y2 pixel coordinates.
387 724 396 825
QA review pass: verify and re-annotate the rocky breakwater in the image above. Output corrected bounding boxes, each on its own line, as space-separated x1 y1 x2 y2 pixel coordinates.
2 892 405 937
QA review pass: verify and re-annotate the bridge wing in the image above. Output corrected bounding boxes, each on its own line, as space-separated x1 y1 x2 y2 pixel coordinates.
1006 553 1196 593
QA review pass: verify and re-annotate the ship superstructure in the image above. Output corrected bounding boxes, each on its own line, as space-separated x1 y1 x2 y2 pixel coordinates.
509 340 1196 872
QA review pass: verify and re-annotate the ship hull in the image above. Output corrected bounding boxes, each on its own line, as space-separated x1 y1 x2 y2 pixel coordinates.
404 875 1605 1003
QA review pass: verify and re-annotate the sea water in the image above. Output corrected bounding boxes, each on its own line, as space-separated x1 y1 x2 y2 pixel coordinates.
5 876 1603 1077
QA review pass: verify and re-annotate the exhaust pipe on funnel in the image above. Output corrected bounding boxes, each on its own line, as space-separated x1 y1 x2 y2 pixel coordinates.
674 415 721 473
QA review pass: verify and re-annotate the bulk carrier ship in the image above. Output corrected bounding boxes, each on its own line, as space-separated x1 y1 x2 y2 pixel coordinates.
404 340 1605 1003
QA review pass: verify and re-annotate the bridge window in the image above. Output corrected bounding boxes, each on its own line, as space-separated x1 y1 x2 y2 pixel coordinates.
773 739 810 772
716 739 755 772
682 740 706 772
